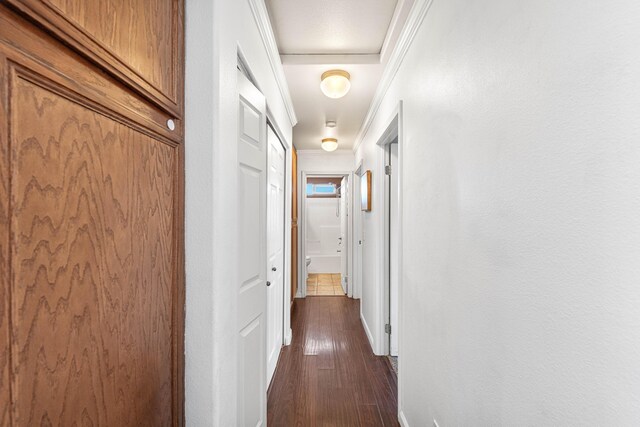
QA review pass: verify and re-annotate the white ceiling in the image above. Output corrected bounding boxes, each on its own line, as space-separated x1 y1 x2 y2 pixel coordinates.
266 0 398 55
283 62 383 150
265 0 412 151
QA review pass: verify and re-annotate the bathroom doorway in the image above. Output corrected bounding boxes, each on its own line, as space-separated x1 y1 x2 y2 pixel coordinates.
301 173 352 297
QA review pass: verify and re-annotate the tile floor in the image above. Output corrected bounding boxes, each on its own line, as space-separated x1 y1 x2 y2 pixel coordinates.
306 273 345 296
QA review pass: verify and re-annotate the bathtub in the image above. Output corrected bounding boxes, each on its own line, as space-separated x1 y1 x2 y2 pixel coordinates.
306 253 341 274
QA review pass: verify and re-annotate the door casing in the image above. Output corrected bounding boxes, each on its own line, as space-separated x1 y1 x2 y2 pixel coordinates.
375 101 404 410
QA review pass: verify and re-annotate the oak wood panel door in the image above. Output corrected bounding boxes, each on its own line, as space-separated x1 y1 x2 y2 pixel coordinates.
0 2 184 425
291 147 297 306
6 0 184 114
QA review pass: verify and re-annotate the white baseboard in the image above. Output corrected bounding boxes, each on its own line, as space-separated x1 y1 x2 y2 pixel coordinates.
360 313 375 351
399 410 410 427
285 328 293 346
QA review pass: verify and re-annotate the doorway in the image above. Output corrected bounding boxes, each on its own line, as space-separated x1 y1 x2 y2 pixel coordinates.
301 173 353 297
377 102 403 375
385 141 399 358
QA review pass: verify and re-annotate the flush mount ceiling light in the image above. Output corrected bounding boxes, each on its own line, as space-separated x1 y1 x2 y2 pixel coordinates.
320 70 351 99
321 138 338 152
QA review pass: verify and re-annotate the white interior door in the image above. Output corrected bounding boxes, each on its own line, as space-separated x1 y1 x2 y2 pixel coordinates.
389 142 399 356
237 70 267 426
339 177 348 294
266 126 285 385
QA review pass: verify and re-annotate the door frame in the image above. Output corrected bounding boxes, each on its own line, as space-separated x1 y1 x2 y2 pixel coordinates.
353 161 364 301
300 171 355 298
375 101 404 360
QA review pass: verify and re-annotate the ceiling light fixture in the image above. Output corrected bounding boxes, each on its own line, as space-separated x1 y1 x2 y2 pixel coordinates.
321 137 338 152
320 70 351 99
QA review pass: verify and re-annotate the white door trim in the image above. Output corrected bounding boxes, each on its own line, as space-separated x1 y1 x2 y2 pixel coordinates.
374 100 404 412
353 161 364 301
300 171 355 298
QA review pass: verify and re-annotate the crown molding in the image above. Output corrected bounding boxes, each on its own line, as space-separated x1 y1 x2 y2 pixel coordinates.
352 0 434 153
380 0 410 63
247 0 298 126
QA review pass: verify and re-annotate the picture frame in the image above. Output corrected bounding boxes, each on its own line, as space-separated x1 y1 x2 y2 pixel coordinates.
361 170 372 211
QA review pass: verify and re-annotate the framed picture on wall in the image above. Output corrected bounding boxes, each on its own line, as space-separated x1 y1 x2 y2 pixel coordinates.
361 170 372 211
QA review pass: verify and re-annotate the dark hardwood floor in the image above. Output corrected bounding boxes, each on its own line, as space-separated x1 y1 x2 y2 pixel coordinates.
268 297 399 426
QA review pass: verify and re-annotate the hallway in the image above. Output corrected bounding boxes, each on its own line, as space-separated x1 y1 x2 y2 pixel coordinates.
268 297 399 426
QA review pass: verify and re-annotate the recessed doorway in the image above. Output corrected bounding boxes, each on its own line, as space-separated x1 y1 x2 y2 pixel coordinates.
301 173 353 298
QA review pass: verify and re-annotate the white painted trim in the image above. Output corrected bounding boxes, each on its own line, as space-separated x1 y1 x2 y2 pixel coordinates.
353 0 434 153
267 111 292 150
380 0 409 64
377 103 403 358
376 134 387 355
360 312 375 351
281 54 381 65
396 102 405 416
285 328 293 346
353 160 364 300
399 410 410 427
247 0 298 127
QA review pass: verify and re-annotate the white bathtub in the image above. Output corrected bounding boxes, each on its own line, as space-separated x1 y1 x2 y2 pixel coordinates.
307 253 341 274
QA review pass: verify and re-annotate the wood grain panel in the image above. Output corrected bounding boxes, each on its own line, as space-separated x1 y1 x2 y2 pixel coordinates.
6 0 184 115
8 69 177 426
0 8 182 144
0 35 10 426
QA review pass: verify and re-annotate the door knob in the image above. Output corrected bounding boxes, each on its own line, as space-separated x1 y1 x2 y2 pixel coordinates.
266 281 272 287
272 267 277 271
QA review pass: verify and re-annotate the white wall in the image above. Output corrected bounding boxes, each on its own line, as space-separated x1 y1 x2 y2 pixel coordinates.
356 0 640 425
306 197 341 273
185 0 294 425
297 149 355 174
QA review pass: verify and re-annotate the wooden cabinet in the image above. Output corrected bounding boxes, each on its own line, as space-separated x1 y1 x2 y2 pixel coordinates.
6 0 184 114
0 2 184 425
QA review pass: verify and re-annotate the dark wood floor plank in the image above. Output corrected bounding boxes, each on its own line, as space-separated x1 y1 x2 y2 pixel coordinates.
358 404 385 427
268 297 399 426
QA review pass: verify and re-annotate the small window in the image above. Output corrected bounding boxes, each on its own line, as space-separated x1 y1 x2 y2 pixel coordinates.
306 183 337 197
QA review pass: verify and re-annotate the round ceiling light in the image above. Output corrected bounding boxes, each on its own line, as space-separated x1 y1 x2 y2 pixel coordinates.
320 70 351 99
321 138 338 152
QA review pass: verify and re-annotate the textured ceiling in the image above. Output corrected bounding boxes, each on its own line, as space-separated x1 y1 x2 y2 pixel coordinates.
265 0 410 150
283 62 383 150
266 0 398 55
